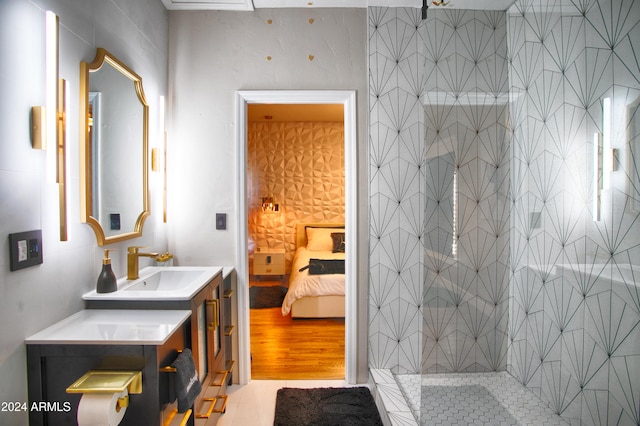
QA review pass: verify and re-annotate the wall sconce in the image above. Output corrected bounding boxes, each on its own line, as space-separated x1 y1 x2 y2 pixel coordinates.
261 196 279 213
31 106 46 149
593 131 602 221
452 168 458 256
593 96 614 222
602 97 612 190
42 10 67 240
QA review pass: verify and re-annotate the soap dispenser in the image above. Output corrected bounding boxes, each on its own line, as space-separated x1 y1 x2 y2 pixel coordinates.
96 249 117 293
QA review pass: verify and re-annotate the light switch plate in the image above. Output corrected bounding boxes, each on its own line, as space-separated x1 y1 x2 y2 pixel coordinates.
216 213 227 230
9 230 43 271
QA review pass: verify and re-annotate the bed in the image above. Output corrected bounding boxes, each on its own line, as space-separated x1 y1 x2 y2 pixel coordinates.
281 222 346 318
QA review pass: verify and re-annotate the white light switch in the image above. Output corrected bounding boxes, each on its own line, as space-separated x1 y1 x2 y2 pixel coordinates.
18 240 28 262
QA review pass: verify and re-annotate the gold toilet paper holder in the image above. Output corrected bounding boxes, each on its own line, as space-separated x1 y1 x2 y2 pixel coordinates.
66 370 143 409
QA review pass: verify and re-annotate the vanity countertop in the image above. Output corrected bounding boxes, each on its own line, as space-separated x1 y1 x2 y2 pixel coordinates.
25 309 191 345
82 266 222 302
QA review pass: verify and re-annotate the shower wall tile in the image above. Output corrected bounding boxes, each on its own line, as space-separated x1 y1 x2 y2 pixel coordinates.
369 6 510 377
420 9 511 375
507 0 640 424
369 6 426 373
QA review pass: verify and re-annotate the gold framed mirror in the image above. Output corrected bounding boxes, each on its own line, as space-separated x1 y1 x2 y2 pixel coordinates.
80 48 150 245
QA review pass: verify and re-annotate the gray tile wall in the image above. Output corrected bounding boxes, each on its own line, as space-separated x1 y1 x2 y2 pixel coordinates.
368 7 510 375
369 1 640 424
507 1 640 424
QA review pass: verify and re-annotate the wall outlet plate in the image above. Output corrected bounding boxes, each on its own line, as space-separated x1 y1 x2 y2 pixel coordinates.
9 230 43 271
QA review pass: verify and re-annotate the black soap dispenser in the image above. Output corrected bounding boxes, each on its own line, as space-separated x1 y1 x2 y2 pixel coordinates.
96 249 117 293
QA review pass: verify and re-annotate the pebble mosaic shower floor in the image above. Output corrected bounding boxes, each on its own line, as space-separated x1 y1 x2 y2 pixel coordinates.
394 372 568 425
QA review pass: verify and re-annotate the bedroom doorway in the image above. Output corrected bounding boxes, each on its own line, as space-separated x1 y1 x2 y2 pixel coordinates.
247 105 345 379
236 91 357 384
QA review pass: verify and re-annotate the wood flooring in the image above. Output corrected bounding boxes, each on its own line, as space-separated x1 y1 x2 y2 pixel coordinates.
250 279 345 380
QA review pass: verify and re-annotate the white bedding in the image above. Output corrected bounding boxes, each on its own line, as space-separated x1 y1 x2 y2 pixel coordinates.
281 247 345 315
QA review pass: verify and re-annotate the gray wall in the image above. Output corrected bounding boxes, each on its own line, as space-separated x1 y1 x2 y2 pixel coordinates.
166 8 370 381
0 0 168 424
507 0 640 424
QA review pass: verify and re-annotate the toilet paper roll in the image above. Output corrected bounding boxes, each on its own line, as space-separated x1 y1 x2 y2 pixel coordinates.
77 390 128 426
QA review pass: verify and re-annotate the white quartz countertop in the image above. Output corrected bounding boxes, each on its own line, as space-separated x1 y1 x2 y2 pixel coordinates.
25 309 191 345
82 266 222 301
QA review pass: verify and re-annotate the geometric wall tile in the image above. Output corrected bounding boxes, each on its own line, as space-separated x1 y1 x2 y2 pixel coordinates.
507 1 640 425
369 2 639 425
247 121 344 271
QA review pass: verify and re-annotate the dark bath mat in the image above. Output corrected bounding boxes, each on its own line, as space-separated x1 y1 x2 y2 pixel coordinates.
249 285 288 309
274 387 383 426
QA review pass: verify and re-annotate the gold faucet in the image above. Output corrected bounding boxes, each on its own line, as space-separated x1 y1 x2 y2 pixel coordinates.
127 246 159 280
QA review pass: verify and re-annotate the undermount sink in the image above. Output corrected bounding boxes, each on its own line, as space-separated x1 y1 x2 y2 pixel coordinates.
123 270 204 291
82 266 222 301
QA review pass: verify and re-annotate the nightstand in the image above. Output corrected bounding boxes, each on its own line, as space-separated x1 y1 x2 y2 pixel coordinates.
253 248 285 276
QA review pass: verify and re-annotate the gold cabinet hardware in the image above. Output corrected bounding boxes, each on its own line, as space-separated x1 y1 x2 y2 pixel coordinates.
163 408 192 426
224 325 235 336
224 289 234 298
211 370 228 387
196 397 216 419
207 300 219 330
213 395 228 414
160 366 177 373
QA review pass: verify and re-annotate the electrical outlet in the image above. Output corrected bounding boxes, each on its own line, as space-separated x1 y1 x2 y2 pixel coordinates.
9 230 43 271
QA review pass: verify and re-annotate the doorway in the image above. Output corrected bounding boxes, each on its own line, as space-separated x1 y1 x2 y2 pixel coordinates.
236 90 357 384
247 104 345 379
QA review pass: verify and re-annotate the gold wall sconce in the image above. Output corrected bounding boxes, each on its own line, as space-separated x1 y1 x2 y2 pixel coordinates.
31 106 46 149
261 196 279 213
151 147 159 172
37 10 67 241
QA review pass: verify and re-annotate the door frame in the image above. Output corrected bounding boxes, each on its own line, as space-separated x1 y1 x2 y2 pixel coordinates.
235 90 357 384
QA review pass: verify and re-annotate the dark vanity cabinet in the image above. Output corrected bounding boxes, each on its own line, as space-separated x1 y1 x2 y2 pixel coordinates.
83 270 232 425
26 310 191 426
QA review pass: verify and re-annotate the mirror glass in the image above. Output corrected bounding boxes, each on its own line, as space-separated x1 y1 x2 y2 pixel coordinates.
80 48 149 245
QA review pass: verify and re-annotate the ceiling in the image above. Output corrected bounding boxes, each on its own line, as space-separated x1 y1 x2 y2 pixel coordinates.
160 0 516 11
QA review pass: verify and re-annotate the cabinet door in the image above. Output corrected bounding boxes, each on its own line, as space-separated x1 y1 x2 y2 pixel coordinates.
194 274 227 424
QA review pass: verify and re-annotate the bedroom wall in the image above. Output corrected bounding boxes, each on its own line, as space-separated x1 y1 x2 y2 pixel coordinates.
0 0 168 424
247 120 345 271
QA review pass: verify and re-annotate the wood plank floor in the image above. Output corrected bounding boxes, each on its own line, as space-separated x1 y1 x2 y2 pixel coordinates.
250 280 345 380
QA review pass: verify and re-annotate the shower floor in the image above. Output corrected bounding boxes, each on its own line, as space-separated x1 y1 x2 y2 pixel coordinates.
394 372 568 426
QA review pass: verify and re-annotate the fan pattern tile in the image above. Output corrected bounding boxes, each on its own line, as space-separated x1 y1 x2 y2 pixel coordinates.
368 1 640 425
247 121 345 269
507 1 640 425
368 7 511 376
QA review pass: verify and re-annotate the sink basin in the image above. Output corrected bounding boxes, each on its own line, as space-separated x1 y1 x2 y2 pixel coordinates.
82 266 222 301
123 270 204 291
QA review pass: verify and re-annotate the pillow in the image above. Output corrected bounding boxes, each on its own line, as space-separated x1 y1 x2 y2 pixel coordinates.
305 227 344 251
331 232 345 253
